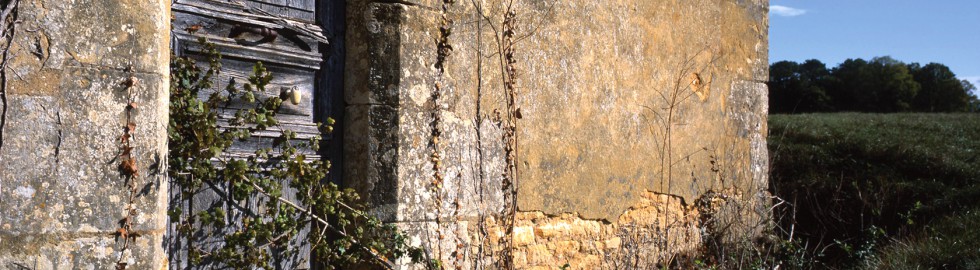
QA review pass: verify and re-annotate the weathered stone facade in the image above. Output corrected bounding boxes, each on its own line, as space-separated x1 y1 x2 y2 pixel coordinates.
1 0 768 268
0 0 170 269
345 0 769 268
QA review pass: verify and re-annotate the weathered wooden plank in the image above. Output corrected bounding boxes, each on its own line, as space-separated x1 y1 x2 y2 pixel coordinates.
175 0 319 30
201 77 316 117
176 32 322 70
171 9 323 49
174 2 283 29
223 137 321 159
185 0 315 15
173 12 322 55
214 117 322 139
246 0 315 22
203 90 315 117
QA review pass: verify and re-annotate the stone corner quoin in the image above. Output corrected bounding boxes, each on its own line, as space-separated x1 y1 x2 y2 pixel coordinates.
0 0 171 269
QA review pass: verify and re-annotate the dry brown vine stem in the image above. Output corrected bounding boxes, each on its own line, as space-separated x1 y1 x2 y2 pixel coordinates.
0 0 19 154
114 66 141 270
236 175 397 270
0 0 17 36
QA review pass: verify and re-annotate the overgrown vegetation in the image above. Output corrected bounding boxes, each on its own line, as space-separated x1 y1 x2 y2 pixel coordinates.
872 210 980 269
656 113 979 269
769 113 980 268
168 38 429 269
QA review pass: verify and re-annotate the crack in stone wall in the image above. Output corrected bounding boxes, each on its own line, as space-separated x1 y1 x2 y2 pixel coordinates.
53 111 61 162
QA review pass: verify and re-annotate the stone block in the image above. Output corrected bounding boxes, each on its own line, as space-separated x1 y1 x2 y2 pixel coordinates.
525 244 555 267
546 240 582 257
569 219 603 237
568 254 602 270
603 237 622 250
533 222 569 239
4 0 169 75
513 226 536 246
512 247 528 266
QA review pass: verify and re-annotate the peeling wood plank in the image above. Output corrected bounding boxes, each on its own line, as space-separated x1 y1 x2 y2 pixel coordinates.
176 33 322 70
173 1 327 43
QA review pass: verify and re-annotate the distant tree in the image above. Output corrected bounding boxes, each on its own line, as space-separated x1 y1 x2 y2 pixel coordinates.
867 56 920 112
909 63 974 112
798 59 835 111
827 57 919 112
965 80 980 112
767 60 833 113
770 57 977 113
768 61 801 113
827 58 871 111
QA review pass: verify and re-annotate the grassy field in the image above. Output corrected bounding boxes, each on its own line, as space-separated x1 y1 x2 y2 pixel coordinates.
768 113 980 269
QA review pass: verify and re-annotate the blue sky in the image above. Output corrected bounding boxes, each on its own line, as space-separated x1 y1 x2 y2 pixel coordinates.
769 1 980 89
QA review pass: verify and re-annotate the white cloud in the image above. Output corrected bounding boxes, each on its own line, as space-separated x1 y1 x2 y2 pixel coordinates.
771 5 807 17
962 77 980 95
961 76 980 84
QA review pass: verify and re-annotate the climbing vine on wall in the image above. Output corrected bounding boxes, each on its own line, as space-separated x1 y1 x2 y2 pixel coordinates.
115 66 142 270
0 0 19 153
168 38 430 269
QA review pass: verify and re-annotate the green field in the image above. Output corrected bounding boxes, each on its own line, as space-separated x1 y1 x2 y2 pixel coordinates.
768 113 980 269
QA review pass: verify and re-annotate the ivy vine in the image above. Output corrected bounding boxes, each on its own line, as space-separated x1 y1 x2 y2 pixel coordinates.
168 38 430 269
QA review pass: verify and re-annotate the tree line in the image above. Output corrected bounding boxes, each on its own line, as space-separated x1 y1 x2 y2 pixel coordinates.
768 57 980 113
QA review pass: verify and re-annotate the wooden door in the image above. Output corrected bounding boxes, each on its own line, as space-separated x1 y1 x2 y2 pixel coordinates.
167 1 337 269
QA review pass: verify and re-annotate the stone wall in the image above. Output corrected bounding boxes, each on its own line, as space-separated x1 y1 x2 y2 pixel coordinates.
491 191 705 269
0 0 768 268
346 0 769 268
0 0 170 269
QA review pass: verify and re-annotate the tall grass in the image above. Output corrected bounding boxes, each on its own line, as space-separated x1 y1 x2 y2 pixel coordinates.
769 113 980 268
873 210 980 269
